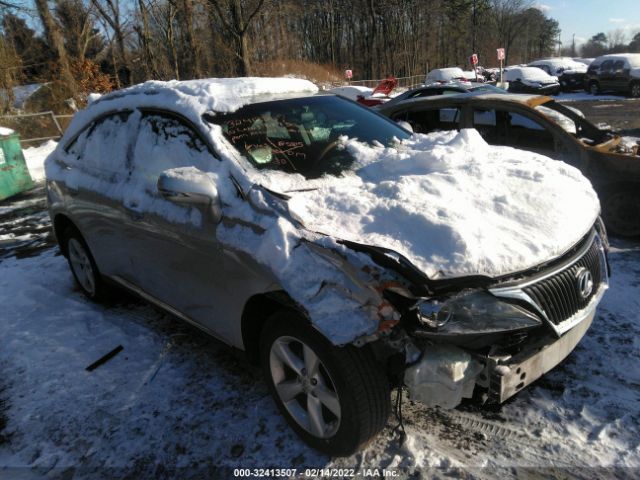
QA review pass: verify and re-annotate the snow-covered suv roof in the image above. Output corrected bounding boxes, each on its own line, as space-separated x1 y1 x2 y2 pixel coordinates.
592 53 640 68
66 77 318 143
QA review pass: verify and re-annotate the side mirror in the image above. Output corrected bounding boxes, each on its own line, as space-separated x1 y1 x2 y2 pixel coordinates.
157 168 222 223
396 120 414 133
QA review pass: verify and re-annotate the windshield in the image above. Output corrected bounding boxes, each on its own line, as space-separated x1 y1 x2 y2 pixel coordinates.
206 95 410 179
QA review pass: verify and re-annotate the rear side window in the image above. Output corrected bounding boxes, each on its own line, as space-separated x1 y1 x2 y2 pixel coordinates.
473 108 555 154
131 113 214 192
66 111 132 176
393 107 461 134
612 60 625 71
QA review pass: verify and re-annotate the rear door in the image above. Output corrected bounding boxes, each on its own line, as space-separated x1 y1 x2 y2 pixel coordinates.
611 59 628 91
598 60 615 90
60 111 136 279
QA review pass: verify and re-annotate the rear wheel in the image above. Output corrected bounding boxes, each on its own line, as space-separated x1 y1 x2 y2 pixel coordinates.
62 226 109 300
602 188 640 237
260 311 390 455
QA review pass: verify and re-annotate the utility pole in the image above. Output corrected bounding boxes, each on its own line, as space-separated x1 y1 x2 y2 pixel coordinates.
571 33 576 57
472 0 477 54
558 30 562 56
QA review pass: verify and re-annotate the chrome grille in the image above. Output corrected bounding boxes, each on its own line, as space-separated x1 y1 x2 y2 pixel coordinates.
523 238 603 325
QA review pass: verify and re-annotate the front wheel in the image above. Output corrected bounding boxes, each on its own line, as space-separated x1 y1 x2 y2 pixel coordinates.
260 311 390 455
630 81 640 98
589 81 600 95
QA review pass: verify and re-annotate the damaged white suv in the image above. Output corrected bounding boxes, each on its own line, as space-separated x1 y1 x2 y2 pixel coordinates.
45 78 609 455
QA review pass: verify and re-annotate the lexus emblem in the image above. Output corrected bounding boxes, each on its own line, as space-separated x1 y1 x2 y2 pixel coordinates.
575 267 594 299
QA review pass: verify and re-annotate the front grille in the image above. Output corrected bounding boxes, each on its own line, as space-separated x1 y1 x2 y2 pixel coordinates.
523 238 603 325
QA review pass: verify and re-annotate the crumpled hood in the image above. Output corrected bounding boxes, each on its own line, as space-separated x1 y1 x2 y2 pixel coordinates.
281 130 600 280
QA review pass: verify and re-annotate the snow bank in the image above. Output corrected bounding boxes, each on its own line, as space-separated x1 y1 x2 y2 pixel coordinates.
0 126 15 136
260 129 599 280
23 140 57 182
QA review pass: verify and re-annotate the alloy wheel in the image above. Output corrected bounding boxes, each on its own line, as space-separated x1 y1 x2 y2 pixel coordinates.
269 336 341 439
68 237 97 296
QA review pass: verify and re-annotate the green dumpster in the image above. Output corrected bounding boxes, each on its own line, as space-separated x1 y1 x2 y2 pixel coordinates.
0 128 34 201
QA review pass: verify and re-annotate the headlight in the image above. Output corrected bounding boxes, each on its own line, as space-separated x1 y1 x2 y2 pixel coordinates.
418 291 541 335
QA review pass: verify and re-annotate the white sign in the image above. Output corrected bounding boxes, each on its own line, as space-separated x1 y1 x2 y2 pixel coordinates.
345 69 353 79
0 149 5 165
497 48 505 60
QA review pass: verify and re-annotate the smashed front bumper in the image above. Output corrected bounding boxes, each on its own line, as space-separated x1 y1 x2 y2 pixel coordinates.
405 287 604 408
482 305 596 403
404 232 608 409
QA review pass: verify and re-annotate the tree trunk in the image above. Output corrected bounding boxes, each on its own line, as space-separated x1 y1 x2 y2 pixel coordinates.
34 0 77 93
181 0 202 78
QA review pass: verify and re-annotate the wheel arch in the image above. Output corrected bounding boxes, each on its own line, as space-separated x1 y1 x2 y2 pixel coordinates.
53 213 76 256
240 291 308 364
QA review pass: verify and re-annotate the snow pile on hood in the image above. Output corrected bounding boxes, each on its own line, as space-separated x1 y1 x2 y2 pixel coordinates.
269 129 599 279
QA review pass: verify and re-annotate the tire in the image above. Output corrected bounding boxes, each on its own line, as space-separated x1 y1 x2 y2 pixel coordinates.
589 81 600 95
602 188 640 237
259 310 390 455
630 81 640 98
62 226 109 300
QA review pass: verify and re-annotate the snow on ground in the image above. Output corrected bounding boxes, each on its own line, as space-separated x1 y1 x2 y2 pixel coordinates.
555 92 629 102
23 140 58 183
0 226 638 477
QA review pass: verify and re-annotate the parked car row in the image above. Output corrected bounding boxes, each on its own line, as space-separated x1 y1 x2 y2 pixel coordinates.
45 77 612 455
424 52 640 97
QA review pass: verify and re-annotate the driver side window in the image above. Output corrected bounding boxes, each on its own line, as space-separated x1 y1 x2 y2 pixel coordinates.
131 113 214 193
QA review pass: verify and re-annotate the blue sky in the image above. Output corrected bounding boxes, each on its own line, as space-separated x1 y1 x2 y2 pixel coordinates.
536 0 640 46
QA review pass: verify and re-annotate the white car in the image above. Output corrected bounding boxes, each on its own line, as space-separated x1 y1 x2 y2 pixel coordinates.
503 66 561 94
425 67 467 84
45 77 608 454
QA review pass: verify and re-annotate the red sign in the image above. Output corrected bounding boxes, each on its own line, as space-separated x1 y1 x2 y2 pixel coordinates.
497 48 505 60
470 54 478 65
345 69 353 79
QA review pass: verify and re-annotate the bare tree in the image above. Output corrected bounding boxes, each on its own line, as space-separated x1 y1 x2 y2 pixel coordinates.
34 0 77 92
208 0 267 76
90 0 131 85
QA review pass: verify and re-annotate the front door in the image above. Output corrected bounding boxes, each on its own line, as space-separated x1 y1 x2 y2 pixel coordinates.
122 111 241 343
